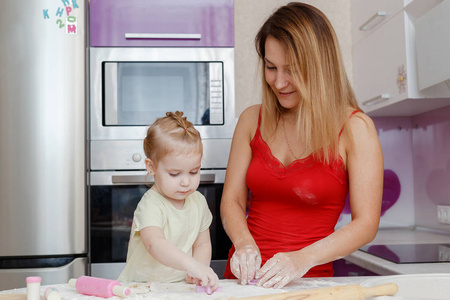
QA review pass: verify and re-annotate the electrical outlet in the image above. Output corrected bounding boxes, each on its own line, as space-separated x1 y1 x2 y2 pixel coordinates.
439 245 450 261
437 205 450 224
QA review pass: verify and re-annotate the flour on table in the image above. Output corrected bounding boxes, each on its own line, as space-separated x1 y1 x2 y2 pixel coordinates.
0 279 287 300
123 280 287 300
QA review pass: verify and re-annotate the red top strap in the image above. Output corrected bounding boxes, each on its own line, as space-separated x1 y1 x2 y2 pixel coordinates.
339 110 359 138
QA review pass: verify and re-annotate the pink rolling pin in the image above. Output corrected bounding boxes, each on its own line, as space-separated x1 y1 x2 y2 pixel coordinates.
68 276 130 298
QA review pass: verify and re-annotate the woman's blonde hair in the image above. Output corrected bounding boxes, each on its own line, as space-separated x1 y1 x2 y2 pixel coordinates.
143 111 203 164
255 2 360 163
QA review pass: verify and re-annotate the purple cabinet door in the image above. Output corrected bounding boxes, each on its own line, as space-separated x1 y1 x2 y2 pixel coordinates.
90 0 234 47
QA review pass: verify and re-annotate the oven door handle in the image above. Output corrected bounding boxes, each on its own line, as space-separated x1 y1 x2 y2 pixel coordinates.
111 173 216 184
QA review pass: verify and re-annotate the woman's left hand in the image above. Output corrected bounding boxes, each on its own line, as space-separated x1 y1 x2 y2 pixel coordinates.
255 252 312 288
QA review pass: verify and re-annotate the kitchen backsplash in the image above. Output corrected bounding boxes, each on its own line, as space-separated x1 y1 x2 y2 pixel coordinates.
412 105 450 232
337 105 450 234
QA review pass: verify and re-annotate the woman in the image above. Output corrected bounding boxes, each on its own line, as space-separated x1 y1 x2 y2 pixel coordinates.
220 2 383 288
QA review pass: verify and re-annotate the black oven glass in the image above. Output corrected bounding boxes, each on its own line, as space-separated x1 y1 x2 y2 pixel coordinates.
102 62 224 127
90 184 231 264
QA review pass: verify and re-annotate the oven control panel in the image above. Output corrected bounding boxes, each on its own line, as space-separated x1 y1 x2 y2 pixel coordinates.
90 139 231 171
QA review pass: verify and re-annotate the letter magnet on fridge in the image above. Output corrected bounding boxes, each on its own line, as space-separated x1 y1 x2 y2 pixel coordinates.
66 16 77 34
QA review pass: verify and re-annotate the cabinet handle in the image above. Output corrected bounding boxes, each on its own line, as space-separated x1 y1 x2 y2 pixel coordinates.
125 33 202 40
111 173 215 184
359 11 387 31
362 94 391 106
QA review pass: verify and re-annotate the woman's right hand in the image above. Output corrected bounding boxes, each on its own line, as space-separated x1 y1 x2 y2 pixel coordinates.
230 244 262 285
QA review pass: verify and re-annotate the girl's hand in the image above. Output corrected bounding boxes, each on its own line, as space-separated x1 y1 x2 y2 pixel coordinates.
230 244 262 285
185 275 200 285
185 260 219 290
255 252 312 288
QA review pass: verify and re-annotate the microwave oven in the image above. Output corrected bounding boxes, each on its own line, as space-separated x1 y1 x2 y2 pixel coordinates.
89 47 236 171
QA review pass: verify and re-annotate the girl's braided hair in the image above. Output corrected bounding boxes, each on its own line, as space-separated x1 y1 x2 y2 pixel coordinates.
143 111 203 164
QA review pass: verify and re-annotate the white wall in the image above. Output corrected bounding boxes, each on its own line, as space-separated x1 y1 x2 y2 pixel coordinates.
234 0 353 117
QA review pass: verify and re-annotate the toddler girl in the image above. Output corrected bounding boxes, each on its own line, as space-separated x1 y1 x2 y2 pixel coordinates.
118 111 219 289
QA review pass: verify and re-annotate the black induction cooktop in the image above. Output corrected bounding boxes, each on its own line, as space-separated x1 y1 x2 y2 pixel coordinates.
359 243 450 264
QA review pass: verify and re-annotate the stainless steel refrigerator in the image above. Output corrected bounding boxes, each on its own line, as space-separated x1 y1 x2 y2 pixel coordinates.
0 0 87 290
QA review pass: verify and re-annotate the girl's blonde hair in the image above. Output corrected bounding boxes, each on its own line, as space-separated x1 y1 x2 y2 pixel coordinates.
143 111 202 164
255 2 360 163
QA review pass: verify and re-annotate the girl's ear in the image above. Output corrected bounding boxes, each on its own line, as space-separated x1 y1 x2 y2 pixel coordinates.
145 158 156 175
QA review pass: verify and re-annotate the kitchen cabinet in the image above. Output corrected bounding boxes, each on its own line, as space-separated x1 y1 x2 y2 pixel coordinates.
90 0 234 47
351 0 450 116
351 0 404 45
415 0 450 91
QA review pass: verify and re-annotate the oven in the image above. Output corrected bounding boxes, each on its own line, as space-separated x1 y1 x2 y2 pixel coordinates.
89 169 232 280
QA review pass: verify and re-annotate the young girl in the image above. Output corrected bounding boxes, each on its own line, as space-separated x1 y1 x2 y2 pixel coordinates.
118 111 219 290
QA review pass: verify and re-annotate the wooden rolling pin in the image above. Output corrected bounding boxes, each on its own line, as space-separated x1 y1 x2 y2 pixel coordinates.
0 294 26 300
238 283 398 300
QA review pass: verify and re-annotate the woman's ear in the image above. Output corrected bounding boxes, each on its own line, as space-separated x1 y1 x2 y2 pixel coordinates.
145 158 155 175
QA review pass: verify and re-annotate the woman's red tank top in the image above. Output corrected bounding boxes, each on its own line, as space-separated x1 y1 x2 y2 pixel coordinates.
224 111 355 278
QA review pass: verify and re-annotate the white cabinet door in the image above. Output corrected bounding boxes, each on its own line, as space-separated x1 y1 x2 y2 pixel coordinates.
351 0 404 45
416 0 450 90
353 11 408 111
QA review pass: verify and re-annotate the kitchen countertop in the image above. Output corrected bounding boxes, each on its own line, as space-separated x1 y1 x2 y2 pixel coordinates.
345 227 450 275
0 277 388 300
2 275 449 299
